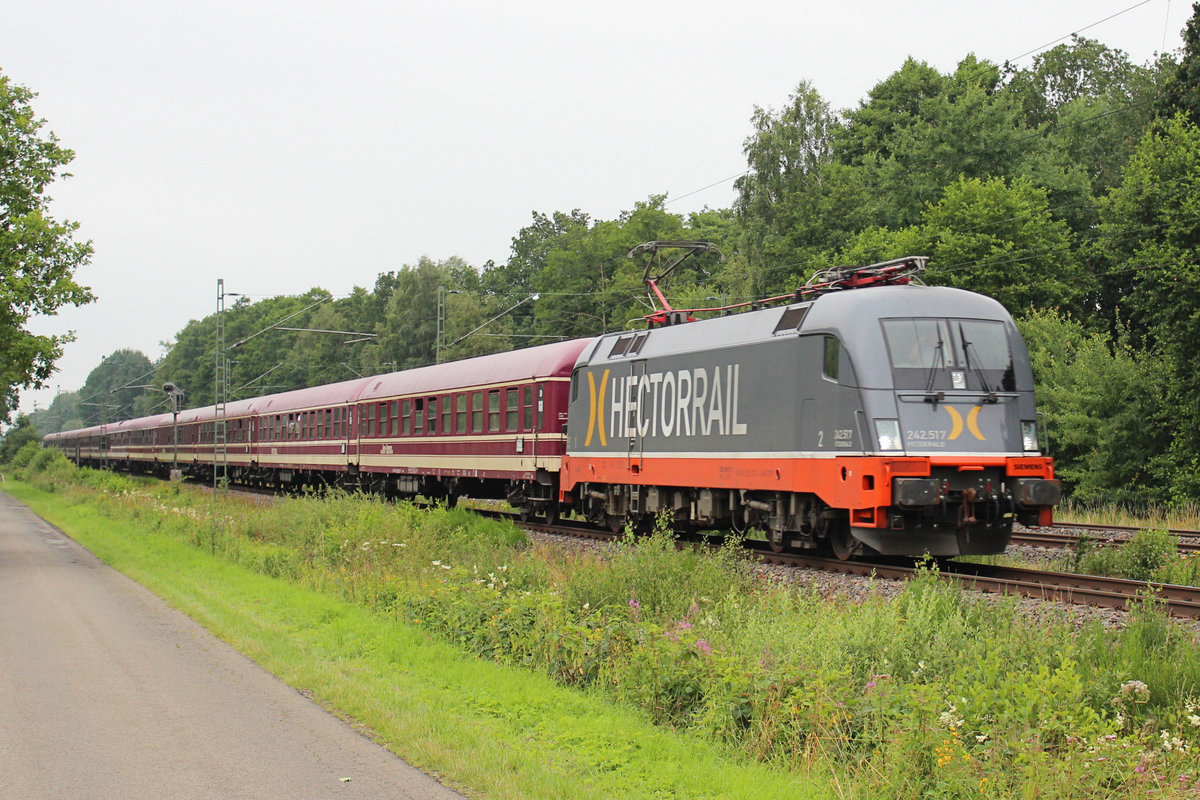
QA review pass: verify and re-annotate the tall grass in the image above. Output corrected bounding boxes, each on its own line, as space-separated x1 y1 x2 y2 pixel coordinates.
13 452 1200 798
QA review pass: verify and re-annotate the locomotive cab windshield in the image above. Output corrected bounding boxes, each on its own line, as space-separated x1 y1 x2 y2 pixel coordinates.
882 317 1016 393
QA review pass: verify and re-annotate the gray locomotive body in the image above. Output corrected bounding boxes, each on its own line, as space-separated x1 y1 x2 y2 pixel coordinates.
561 283 1060 558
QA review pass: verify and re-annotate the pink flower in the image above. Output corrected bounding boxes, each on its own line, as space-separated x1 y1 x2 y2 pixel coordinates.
695 639 712 655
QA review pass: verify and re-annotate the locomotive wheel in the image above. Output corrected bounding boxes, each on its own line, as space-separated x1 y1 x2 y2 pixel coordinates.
829 525 857 561
607 513 626 534
543 503 559 525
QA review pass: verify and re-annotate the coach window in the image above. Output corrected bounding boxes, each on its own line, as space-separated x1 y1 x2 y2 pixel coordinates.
468 392 480 432
456 394 467 433
523 385 534 430
537 383 545 429
506 388 519 431
378 403 388 437
441 395 452 434
413 398 425 434
389 401 399 436
426 397 438 434
401 400 411 435
823 336 840 381
365 404 375 438
488 390 501 432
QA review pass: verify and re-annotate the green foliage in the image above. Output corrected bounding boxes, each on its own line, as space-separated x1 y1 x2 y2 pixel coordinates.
5 439 41 469
0 71 95 420
77 349 155 424
1017 310 1173 503
1161 2 1200 125
0 414 40 464
23 470 1200 797
1074 528 1179 582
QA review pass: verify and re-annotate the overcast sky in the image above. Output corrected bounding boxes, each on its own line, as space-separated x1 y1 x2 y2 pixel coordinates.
4 0 1193 417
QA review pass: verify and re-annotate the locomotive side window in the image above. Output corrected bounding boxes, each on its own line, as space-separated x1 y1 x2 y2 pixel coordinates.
608 336 633 357
523 385 534 430
823 336 840 381
773 306 808 334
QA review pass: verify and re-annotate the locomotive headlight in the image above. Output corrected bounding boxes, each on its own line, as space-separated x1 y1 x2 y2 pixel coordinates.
1021 421 1039 452
875 419 903 452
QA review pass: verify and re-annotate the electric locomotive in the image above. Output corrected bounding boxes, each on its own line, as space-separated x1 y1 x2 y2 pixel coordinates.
560 256 1060 558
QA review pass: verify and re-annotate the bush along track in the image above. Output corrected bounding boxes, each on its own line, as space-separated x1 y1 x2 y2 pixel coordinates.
9 449 1200 799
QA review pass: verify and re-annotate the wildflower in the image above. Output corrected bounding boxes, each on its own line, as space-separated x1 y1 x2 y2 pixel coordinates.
976 734 989 744
582 603 590 611
628 597 640 609
432 560 442 566
1189 714 1200 728
865 681 877 690
695 639 712 655
1119 680 1151 704
939 704 964 730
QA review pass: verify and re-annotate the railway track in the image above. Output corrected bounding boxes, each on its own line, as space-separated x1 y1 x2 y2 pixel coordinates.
217 485 1200 621
749 545 1200 620
1011 522 1200 552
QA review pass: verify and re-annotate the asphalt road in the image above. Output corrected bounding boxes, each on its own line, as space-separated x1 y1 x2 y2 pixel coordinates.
0 493 466 800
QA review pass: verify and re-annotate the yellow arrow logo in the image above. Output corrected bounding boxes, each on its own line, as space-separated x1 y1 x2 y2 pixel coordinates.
584 369 609 447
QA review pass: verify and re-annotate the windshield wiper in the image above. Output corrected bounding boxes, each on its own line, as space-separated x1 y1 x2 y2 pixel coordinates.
959 324 998 403
923 335 945 401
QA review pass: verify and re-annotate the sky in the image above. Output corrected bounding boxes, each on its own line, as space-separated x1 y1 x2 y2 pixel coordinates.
4 0 1194 418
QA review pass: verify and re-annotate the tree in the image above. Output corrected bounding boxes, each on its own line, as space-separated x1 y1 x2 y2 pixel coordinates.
1161 2 1200 125
0 414 40 464
0 71 95 420
77 349 155 424
1017 310 1173 505
1095 115 1200 498
920 176 1088 313
734 80 848 291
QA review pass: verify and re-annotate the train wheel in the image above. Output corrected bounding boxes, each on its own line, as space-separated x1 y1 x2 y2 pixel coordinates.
829 525 857 561
607 513 626 534
543 503 559 525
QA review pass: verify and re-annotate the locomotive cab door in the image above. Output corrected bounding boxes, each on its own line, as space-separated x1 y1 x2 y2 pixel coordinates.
626 360 648 472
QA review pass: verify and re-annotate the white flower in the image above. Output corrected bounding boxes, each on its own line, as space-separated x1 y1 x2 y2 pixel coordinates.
976 734 989 744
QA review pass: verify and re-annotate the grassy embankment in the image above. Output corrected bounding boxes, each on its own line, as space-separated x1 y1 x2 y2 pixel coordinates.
8 445 1200 798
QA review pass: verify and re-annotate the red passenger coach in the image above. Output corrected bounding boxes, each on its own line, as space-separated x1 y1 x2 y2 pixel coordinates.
45 339 594 520
350 338 593 512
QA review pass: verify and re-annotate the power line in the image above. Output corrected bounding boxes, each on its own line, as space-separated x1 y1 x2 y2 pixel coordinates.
1006 0 1158 64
